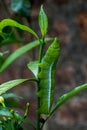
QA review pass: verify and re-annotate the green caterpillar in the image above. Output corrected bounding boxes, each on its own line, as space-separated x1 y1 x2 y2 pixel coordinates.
37 38 60 114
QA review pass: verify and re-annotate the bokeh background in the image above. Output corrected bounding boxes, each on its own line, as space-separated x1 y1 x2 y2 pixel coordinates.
0 0 87 130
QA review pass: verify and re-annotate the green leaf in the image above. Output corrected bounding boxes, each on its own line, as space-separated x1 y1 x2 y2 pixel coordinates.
2 93 22 108
1 117 24 130
4 99 21 108
2 93 22 99
27 61 38 77
13 111 23 121
0 79 28 95
0 106 12 117
0 40 39 72
0 19 39 39
51 83 87 114
0 106 23 121
38 5 48 37
11 0 31 17
0 38 53 72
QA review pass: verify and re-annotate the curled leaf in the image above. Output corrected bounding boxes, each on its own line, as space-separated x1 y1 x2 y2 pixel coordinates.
0 19 39 39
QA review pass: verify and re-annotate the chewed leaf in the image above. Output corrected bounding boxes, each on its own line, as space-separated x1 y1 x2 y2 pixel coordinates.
0 19 39 39
27 61 38 77
38 5 48 37
51 83 87 114
0 79 28 95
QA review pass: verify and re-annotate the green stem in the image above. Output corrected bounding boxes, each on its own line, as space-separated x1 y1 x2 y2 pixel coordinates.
37 38 45 130
39 38 45 62
37 76 40 130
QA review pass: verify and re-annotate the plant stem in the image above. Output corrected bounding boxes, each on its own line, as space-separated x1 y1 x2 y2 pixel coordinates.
37 38 45 130
39 38 45 62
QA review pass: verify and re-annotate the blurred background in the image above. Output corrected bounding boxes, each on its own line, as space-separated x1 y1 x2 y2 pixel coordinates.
0 0 87 130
